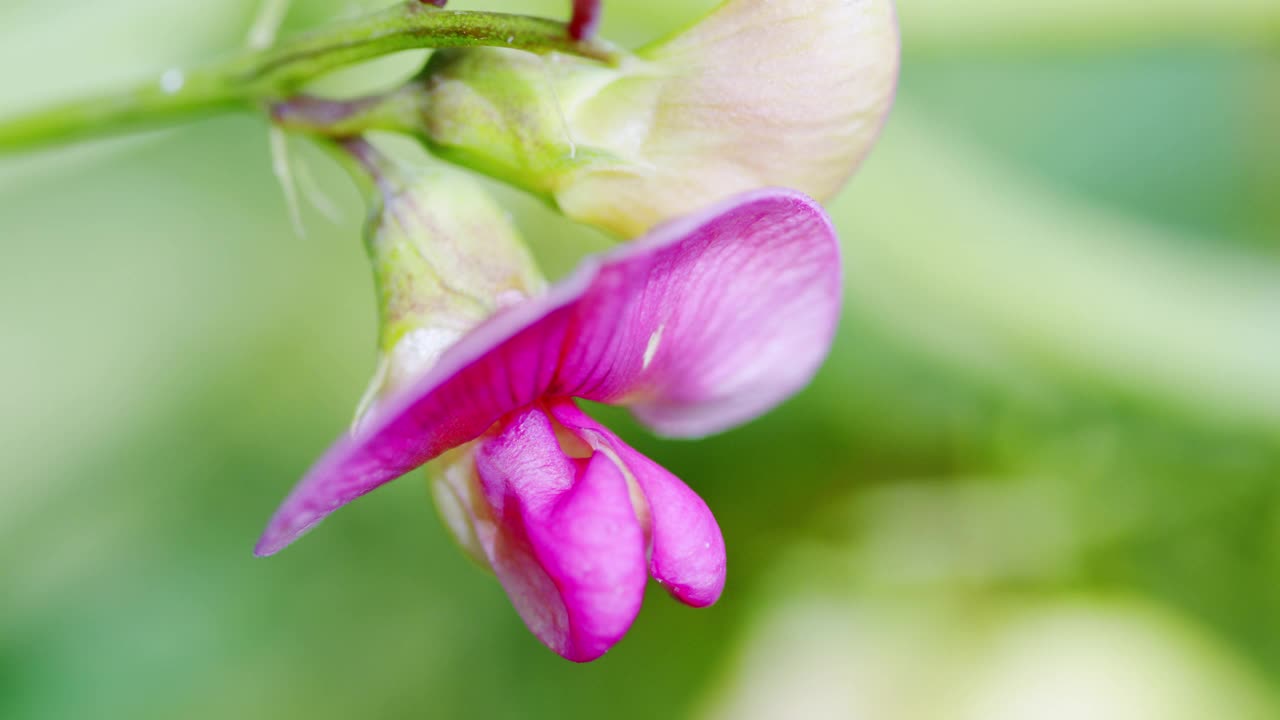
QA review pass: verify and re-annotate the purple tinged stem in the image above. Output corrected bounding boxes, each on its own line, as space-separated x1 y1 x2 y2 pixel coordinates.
569 0 601 40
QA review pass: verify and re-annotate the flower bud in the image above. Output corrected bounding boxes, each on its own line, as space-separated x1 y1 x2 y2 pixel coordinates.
340 140 545 426
416 0 899 235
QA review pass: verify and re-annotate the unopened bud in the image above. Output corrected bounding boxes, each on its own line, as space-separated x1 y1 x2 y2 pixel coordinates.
339 139 545 426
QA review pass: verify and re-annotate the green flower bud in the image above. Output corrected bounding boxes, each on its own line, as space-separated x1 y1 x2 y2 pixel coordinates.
339 139 545 426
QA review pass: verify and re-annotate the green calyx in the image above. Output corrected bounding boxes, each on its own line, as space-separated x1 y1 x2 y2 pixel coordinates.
410 48 631 202
337 138 544 409
274 47 638 208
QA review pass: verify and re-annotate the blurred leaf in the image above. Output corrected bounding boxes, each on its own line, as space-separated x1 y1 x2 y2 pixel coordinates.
831 103 1280 431
900 0 1280 51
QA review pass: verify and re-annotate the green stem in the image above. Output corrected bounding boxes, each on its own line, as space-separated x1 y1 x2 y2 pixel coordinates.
0 2 620 153
0 69 250 152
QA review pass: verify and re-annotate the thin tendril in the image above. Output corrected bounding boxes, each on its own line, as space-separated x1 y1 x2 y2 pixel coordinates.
247 0 293 50
270 126 307 238
296 152 344 223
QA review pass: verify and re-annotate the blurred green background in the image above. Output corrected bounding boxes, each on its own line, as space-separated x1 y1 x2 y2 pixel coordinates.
2 1 1279 718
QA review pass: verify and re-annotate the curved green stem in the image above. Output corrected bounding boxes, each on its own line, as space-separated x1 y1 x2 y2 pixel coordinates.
229 3 620 88
0 69 250 152
0 2 621 153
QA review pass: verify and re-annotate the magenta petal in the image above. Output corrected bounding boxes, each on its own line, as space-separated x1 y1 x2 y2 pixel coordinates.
551 401 726 607
554 189 842 438
255 188 837 556
474 406 646 662
253 290 574 556
568 0 601 40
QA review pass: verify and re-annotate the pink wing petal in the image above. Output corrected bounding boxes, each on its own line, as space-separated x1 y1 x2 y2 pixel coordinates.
552 189 842 438
568 0 601 41
253 290 577 556
255 189 838 556
552 400 726 607
474 406 647 662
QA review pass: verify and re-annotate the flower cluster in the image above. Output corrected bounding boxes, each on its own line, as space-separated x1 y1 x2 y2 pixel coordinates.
258 0 899 661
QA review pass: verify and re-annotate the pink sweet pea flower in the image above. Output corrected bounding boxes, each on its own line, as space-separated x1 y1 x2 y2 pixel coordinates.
255 188 841 661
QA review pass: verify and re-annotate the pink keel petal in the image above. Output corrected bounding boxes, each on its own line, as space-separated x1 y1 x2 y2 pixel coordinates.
552 401 726 607
255 189 838 556
475 407 647 662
